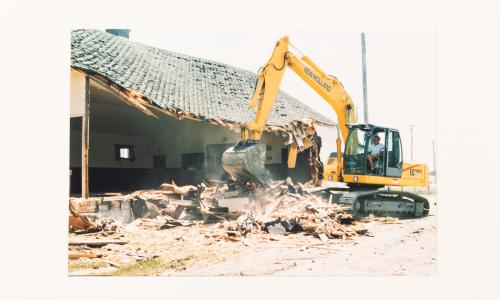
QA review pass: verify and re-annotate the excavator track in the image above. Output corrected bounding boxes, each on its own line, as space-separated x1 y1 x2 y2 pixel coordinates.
337 190 429 218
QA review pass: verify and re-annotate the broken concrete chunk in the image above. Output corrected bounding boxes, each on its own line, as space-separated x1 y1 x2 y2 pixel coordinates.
217 197 249 213
285 177 298 194
208 207 229 213
159 219 194 229
281 217 301 232
204 214 226 224
218 190 240 198
317 233 329 242
161 204 177 218
265 220 286 235
237 212 255 232
144 201 161 218
173 205 203 221
131 197 148 219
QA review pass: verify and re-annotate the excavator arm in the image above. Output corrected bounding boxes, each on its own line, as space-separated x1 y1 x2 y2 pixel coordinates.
223 36 357 185
245 36 356 142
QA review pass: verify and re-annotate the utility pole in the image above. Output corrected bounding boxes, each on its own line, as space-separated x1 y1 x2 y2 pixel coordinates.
406 125 417 161
361 32 369 124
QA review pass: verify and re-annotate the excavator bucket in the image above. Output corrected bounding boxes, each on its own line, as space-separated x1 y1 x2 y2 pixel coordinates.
222 141 271 187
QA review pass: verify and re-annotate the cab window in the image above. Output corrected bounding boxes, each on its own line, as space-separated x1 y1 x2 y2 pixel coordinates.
386 131 403 177
367 131 385 175
344 128 368 174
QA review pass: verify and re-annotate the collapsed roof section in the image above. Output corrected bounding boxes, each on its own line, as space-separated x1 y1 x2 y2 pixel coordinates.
70 29 335 133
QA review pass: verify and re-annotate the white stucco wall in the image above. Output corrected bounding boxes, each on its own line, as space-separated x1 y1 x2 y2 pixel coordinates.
70 69 85 117
70 118 286 169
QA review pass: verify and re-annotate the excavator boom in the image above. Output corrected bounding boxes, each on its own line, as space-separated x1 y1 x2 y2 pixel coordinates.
222 36 356 186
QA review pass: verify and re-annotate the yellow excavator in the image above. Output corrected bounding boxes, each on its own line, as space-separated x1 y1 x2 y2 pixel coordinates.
222 36 430 217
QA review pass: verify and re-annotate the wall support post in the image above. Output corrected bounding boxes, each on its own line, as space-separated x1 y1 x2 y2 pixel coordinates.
82 76 90 198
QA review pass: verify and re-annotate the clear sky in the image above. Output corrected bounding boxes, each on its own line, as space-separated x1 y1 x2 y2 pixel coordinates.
128 28 436 169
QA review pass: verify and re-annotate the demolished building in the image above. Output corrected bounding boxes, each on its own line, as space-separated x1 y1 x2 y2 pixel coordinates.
70 29 335 194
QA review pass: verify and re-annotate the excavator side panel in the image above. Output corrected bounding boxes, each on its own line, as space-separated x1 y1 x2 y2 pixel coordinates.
400 162 429 187
342 162 428 187
324 157 339 181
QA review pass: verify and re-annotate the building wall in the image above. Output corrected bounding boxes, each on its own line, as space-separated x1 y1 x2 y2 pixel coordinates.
70 69 85 117
70 118 286 169
70 130 155 168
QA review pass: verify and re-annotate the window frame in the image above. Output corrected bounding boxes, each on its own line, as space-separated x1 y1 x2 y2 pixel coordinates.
343 127 369 175
385 130 403 177
114 144 136 162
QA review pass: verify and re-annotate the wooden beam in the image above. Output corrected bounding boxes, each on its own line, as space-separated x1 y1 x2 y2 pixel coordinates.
68 252 102 260
68 239 129 246
86 73 158 118
82 76 90 198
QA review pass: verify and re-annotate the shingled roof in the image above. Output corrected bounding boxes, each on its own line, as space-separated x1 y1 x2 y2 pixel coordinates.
71 29 334 127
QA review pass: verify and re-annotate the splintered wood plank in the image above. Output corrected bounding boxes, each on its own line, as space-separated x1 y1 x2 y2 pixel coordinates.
68 252 102 259
68 239 129 247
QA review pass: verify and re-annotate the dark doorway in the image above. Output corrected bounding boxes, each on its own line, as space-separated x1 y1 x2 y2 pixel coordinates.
280 146 312 184
153 155 166 169
181 153 204 170
181 153 205 183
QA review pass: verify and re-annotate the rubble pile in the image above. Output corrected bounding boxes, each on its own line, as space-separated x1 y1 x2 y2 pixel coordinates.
69 180 367 239
219 187 366 241
68 179 369 272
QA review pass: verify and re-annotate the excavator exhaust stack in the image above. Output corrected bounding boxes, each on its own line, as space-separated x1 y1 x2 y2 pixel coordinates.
222 141 271 187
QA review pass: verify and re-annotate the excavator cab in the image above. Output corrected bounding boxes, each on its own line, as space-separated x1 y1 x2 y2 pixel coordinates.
343 124 403 179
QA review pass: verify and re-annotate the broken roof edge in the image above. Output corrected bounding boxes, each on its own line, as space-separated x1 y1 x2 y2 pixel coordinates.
73 67 311 136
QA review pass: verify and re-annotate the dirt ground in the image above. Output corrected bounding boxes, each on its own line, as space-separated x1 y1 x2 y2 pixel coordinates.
163 195 437 276
69 194 437 276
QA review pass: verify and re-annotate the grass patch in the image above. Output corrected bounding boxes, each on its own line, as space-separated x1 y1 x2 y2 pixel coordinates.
68 261 108 272
109 254 197 276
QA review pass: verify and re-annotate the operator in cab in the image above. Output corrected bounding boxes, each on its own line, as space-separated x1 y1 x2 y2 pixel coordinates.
368 135 384 173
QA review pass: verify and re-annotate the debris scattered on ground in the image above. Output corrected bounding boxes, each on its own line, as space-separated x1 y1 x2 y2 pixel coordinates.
266 220 287 235
361 215 400 224
212 180 365 241
411 228 425 234
68 178 368 273
160 182 197 197
69 201 99 232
